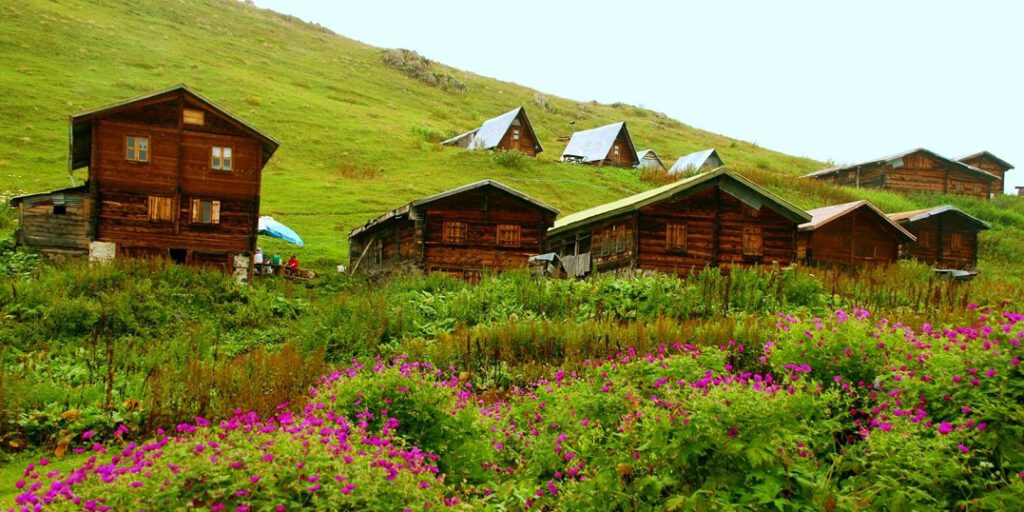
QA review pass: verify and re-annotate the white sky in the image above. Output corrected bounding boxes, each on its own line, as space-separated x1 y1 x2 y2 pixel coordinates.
255 0 1023 190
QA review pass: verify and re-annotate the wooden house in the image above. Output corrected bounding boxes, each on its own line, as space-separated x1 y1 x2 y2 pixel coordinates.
887 206 990 270
348 180 559 279
560 122 639 167
669 149 724 175
441 107 543 156
798 200 915 267
957 151 1013 195
546 168 810 276
803 148 997 200
636 149 667 172
12 85 279 275
10 186 90 258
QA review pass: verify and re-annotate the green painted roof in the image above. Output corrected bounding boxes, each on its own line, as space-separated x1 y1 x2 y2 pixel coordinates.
548 167 811 236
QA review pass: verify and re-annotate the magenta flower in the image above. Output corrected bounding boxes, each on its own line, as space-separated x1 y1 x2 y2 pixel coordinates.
958 444 970 454
81 430 95 440
937 422 953 435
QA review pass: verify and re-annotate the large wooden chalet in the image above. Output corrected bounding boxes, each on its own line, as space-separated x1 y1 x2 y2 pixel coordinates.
560 122 639 167
887 206 990 270
803 148 998 200
348 180 559 279
441 107 543 156
546 168 811 276
957 151 1014 195
799 200 916 267
10 85 279 276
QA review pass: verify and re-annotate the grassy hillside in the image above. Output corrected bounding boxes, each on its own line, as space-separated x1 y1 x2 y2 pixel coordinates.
1 0 1021 270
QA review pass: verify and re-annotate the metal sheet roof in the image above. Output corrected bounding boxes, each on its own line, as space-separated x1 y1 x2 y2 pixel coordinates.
10 185 88 206
887 205 991 231
548 167 810 237
799 200 916 242
669 149 719 174
636 149 665 168
803 148 997 181
956 151 1015 171
560 122 636 163
441 107 543 153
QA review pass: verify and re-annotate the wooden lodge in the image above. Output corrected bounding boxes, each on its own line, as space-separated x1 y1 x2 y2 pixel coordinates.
803 148 998 200
546 168 811 276
636 149 667 172
798 200 916 267
887 206 990 270
669 149 724 175
440 107 543 156
11 85 279 276
957 151 1014 194
348 180 559 279
560 122 639 167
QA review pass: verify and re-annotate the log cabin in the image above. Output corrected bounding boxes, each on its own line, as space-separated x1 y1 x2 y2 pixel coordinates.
546 168 810 276
957 151 1014 195
10 186 90 258
669 149 724 175
348 179 559 279
11 85 279 276
441 107 543 156
636 149 667 172
798 200 915 267
560 122 639 167
803 148 998 200
887 205 990 270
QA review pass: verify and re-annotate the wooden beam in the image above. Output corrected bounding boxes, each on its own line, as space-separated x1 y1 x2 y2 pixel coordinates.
350 235 377 274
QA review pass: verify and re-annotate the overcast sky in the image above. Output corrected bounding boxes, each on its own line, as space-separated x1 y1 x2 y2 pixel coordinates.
255 0 1023 191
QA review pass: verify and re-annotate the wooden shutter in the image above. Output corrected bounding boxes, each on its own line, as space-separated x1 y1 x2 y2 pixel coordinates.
211 201 221 224
950 233 963 251
666 223 687 252
497 225 521 247
191 199 200 223
917 230 930 248
443 221 466 244
742 225 763 257
148 196 173 222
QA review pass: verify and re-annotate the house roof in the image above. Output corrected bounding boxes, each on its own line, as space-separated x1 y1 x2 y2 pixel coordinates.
887 205 991 231
70 84 280 170
803 148 997 181
799 200 916 242
956 151 1015 171
10 185 88 206
560 122 636 163
441 107 543 153
349 179 559 238
669 149 720 174
636 149 664 167
548 167 810 237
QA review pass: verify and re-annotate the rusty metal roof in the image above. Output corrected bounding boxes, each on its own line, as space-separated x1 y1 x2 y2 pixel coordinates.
887 205 991 231
800 200 916 242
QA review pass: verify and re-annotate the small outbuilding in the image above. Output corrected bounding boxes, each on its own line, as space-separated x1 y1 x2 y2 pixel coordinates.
803 148 998 200
887 205 990 270
799 200 916 267
636 149 667 172
349 179 559 279
10 186 91 258
957 151 1014 195
560 122 639 167
441 107 543 156
669 149 723 174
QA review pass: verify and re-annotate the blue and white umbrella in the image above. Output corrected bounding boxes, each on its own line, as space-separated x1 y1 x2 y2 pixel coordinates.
258 216 304 247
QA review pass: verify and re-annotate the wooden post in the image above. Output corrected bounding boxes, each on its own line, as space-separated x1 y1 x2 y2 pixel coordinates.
631 213 640 271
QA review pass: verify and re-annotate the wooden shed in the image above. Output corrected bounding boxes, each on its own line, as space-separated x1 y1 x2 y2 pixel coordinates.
957 151 1014 195
546 168 810 276
803 148 997 200
14 85 280 275
798 200 915 267
669 149 724 175
441 107 543 156
560 122 639 167
636 149 667 172
349 180 559 279
10 186 91 258
887 206 990 270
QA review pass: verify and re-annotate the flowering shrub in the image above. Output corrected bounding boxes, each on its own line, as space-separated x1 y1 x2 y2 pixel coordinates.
9 308 1024 510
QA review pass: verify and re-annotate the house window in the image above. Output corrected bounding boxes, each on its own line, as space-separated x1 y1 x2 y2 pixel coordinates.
600 236 612 257
497 224 521 247
191 199 221 224
917 231 930 248
742 225 764 257
443 221 467 245
512 128 521 141
147 196 174 222
183 108 205 125
613 145 620 156
52 205 67 215
950 233 964 251
666 223 687 252
126 135 149 162
615 233 627 253
212 146 233 171
856 244 877 259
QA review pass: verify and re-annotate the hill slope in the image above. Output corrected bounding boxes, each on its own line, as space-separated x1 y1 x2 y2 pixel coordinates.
1 0 1021 269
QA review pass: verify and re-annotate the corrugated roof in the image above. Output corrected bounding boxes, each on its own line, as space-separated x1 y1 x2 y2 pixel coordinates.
803 148 997 181
887 205 991 231
956 151 1015 171
441 107 543 154
669 149 719 174
10 185 88 206
636 149 664 167
350 179 559 238
548 167 810 237
800 200 916 242
561 122 636 163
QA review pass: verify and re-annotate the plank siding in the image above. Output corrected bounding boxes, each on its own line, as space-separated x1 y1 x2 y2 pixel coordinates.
806 209 902 266
14 191 91 254
898 215 981 270
809 150 993 199
959 154 1009 194
496 114 538 156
